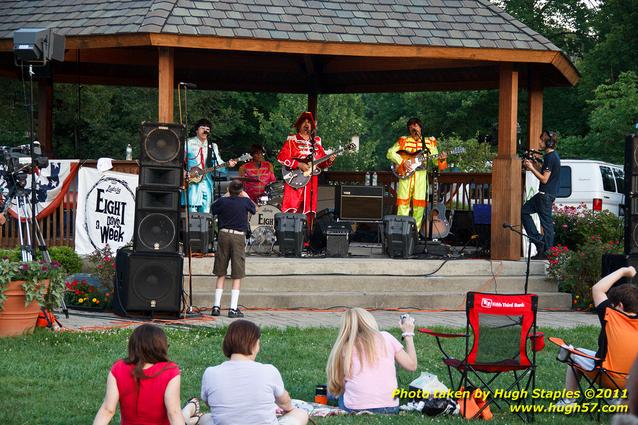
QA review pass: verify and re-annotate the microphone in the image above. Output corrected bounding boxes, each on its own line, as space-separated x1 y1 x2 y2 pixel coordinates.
203 128 210 135
502 223 513 229
179 82 197 89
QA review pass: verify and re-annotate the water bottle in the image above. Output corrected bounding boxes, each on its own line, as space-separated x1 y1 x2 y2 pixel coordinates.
372 171 378 186
365 172 370 186
125 144 133 160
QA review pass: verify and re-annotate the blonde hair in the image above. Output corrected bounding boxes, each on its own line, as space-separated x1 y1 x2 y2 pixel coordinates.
326 308 385 396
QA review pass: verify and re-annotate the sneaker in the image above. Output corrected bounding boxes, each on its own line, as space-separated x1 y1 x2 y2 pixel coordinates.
211 306 221 316
555 398 576 406
228 308 244 318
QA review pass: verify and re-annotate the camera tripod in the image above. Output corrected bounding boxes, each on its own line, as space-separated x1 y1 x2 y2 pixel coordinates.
7 182 68 322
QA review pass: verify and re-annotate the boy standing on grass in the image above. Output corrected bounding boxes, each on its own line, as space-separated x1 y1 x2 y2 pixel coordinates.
210 179 256 318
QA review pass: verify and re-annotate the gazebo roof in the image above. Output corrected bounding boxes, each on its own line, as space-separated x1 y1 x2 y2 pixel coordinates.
0 0 579 92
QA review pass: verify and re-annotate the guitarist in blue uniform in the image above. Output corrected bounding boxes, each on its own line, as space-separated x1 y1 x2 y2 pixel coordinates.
183 118 236 213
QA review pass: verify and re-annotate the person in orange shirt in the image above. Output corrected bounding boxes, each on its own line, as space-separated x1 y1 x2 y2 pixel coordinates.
238 144 276 204
387 118 447 233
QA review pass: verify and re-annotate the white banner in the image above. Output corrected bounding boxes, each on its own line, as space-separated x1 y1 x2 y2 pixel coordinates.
75 167 138 255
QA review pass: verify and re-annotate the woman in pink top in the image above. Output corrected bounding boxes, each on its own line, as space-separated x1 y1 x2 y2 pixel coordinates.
93 324 207 425
326 308 417 413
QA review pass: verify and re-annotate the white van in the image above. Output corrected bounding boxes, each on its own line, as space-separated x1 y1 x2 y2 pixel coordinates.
555 159 624 216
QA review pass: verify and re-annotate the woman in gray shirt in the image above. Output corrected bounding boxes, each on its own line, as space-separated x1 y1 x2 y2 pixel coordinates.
200 320 308 425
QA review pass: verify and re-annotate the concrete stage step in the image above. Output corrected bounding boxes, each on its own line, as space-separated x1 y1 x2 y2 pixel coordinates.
183 256 572 311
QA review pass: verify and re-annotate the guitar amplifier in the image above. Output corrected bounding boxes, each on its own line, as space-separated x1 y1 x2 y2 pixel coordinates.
335 185 384 221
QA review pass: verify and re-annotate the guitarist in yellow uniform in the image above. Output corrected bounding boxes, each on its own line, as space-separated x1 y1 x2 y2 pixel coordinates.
387 118 447 233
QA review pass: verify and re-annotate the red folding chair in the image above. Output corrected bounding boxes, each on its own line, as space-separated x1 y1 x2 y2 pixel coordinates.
420 292 540 422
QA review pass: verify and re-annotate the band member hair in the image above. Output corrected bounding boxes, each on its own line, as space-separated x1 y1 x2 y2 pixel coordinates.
193 118 212 133
406 117 423 132
250 144 266 155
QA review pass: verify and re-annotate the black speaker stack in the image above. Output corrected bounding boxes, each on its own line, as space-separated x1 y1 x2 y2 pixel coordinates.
116 123 185 314
625 134 638 257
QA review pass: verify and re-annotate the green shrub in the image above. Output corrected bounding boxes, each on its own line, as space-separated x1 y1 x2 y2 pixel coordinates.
48 246 83 274
0 246 82 274
552 203 623 251
548 236 623 310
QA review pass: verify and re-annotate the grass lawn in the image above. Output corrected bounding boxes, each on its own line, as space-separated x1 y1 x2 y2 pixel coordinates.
0 323 618 424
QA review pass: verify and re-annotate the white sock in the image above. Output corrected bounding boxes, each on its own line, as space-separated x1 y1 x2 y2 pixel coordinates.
230 290 240 310
214 289 223 307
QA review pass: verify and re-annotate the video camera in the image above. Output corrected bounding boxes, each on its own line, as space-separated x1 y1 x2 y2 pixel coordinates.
0 142 49 175
519 148 543 165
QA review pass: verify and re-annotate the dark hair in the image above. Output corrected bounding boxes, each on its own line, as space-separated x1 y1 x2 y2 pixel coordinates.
194 118 212 129
541 129 558 148
609 284 638 314
250 144 265 155
222 319 261 358
406 117 423 132
125 324 172 384
229 179 243 196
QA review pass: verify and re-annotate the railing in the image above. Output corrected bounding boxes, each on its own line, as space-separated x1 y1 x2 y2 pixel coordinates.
0 160 140 249
0 164 491 249
323 170 492 211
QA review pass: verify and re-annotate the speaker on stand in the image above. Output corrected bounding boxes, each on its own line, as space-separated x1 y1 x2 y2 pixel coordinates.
115 123 185 316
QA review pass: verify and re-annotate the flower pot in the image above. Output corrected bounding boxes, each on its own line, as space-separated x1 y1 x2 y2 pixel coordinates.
0 280 42 337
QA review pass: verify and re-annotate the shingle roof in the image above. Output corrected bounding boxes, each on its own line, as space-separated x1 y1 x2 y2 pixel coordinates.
0 0 560 52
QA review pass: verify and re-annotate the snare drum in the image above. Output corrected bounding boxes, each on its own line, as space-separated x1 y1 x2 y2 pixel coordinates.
249 205 281 229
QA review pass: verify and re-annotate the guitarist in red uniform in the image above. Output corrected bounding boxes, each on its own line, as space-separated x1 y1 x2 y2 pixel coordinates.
277 112 336 228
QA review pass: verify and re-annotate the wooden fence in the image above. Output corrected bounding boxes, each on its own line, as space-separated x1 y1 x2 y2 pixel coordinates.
0 160 140 249
0 164 491 249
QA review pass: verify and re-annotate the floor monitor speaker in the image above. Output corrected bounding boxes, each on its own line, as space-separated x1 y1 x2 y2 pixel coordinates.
383 215 417 259
275 213 306 257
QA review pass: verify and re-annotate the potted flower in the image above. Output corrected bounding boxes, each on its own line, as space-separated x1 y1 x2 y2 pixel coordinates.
0 259 65 337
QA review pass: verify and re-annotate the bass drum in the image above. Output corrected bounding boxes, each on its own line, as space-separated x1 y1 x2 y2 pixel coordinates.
248 205 281 254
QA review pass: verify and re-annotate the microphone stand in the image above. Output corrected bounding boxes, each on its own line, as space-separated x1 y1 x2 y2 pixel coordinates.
179 82 195 316
306 128 316 237
502 224 544 294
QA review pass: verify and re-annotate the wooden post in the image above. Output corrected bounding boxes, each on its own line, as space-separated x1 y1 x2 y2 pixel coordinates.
37 78 53 157
307 92 317 120
527 70 543 151
158 47 174 123
491 63 522 260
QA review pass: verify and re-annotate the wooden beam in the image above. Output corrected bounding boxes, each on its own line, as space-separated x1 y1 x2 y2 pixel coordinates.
527 69 543 151
37 78 53 158
491 63 522 260
158 47 174 123
307 93 317 121
322 57 492 73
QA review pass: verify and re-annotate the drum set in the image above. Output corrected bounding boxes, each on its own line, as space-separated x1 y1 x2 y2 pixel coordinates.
245 180 284 254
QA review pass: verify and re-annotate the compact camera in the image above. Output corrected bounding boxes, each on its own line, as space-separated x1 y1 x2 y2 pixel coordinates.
400 313 410 324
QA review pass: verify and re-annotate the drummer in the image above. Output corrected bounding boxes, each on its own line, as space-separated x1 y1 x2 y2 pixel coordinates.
238 144 277 203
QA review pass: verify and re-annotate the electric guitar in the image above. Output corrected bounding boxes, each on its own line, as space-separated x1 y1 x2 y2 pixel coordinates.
282 143 356 189
429 171 453 240
391 146 465 179
188 153 252 184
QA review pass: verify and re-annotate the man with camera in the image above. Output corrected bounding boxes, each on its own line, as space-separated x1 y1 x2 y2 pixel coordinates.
183 118 236 213
522 130 560 259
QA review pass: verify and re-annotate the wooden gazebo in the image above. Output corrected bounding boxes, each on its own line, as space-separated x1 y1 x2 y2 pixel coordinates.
0 0 579 260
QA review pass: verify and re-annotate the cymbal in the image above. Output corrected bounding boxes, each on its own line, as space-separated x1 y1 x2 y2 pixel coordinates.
232 176 260 182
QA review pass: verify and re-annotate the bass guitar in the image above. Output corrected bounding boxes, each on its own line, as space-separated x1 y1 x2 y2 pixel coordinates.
391 146 465 179
428 171 453 240
188 153 252 184
282 143 356 189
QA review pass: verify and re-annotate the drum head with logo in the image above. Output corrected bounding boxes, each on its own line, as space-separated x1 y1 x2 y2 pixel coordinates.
250 205 281 229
